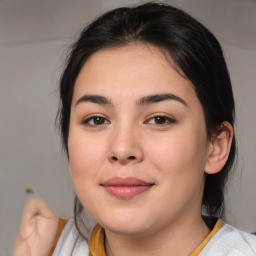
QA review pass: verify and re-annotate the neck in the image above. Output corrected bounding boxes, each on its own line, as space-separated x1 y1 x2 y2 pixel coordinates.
105 215 211 256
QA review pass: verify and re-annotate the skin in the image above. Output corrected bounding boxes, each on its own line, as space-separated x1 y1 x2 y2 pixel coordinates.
68 43 233 256
13 43 233 256
13 197 58 256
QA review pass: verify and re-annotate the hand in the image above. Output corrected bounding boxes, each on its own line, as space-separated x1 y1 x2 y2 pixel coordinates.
13 197 59 256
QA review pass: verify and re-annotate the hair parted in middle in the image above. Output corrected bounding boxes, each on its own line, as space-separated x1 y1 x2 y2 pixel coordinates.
57 2 236 239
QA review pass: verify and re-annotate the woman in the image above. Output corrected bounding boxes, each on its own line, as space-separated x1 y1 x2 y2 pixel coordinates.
13 2 256 256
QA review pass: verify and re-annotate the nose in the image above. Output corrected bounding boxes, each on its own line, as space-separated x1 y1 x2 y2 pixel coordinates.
108 125 144 165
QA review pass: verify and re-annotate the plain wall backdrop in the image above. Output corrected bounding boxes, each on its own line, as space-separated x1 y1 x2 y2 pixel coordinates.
0 0 255 254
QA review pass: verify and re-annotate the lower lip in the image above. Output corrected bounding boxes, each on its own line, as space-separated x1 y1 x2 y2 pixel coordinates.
104 185 152 199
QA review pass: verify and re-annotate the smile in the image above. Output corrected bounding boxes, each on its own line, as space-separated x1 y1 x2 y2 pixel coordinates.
101 177 154 199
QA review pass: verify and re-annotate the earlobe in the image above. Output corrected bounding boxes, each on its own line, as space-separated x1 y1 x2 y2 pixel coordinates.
205 121 233 174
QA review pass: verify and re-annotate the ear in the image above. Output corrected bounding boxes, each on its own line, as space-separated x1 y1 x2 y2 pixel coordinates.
205 121 233 174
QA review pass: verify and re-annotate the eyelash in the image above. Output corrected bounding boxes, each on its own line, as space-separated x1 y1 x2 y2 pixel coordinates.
82 115 176 127
145 115 176 126
82 115 110 126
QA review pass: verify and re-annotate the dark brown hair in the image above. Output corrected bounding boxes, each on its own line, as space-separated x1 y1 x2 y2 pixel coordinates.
57 2 236 239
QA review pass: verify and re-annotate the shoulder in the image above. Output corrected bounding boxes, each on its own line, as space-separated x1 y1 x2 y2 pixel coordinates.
52 218 90 256
200 223 256 256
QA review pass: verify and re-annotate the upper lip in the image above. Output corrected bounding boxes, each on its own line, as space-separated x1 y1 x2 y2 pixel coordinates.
102 177 153 186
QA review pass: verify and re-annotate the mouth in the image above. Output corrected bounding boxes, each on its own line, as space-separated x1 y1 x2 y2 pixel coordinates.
101 177 154 199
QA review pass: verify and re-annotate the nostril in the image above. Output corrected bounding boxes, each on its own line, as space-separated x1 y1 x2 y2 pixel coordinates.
111 155 136 161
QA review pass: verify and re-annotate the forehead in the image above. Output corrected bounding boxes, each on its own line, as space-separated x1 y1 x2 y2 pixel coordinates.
73 44 197 105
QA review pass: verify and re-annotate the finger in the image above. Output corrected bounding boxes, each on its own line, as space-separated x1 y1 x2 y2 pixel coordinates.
22 197 56 223
18 197 57 239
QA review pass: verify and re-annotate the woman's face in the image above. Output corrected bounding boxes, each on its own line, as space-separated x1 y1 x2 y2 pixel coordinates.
68 44 211 236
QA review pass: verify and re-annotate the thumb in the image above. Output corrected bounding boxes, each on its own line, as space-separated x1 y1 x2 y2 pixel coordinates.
19 197 57 239
22 197 56 221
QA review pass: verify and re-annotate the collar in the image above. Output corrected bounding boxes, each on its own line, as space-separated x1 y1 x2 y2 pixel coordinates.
88 219 224 256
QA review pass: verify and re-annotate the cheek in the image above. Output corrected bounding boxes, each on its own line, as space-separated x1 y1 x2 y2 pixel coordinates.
147 125 208 180
146 130 207 213
68 130 106 182
68 133 105 210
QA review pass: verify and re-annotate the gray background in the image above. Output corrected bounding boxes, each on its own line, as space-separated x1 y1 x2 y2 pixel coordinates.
0 0 256 255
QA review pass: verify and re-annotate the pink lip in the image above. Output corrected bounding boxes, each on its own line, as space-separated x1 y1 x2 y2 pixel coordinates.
102 177 153 199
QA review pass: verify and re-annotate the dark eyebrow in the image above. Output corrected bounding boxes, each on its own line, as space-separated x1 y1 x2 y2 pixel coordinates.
75 95 113 107
75 93 187 108
136 93 188 107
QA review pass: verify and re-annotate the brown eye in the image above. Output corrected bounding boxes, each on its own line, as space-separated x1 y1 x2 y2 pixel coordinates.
147 115 176 126
154 116 168 124
83 116 109 126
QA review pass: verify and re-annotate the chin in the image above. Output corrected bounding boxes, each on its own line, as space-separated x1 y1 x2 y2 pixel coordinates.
105 222 148 236
99 211 152 236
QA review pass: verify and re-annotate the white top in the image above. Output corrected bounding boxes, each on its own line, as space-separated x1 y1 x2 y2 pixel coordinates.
52 219 89 256
53 218 256 256
199 223 256 256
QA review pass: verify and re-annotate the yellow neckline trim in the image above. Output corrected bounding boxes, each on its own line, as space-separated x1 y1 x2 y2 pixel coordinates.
48 217 68 256
89 223 106 256
89 219 224 256
188 219 224 255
